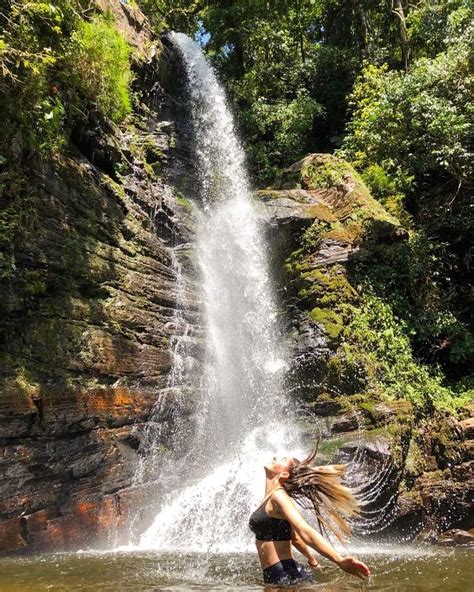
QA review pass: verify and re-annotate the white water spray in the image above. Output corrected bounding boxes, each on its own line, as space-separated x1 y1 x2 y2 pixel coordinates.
133 33 306 553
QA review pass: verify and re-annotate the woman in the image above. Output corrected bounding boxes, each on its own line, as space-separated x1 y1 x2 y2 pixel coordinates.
249 444 371 586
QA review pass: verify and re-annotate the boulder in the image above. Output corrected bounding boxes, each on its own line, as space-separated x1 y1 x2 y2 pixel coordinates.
436 528 474 547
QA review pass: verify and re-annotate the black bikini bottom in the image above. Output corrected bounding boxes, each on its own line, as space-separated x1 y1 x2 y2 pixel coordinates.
263 558 314 585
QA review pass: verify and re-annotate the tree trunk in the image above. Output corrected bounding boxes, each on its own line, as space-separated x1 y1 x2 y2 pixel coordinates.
392 0 410 72
352 0 368 52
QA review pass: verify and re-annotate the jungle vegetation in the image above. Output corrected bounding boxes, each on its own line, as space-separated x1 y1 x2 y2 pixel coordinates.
0 0 472 410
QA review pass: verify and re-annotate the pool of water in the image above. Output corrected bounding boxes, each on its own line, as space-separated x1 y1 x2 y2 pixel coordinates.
0 545 471 591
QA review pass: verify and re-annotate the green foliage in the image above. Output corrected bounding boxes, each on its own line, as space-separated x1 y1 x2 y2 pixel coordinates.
32 96 67 152
360 164 408 221
159 0 442 181
310 307 343 339
407 0 472 58
340 293 471 413
136 0 201 33
338 4 473 383
301 158 350 190
0 0 79 153
0 2 132 157
342 35 473 186
137 0 372 182
244 90 324 181
68 14 132 123
137 0 473 191
350 224 473 374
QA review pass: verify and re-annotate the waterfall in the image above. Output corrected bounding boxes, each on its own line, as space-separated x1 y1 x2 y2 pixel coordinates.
133 33 306 553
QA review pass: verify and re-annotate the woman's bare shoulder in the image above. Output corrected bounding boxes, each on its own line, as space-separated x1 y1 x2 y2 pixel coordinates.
271 489 307 527
271 488 295 507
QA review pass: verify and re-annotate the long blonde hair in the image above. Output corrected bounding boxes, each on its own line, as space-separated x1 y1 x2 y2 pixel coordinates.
284 441 359 542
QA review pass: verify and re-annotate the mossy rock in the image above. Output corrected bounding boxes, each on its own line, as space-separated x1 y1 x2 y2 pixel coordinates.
278 153 399 228
277 153 349 190
324 223 363 245
256 189 297 201
405 436 426 479
296 265 358 310
276 154 467 416
360 399 413 427
128 132 165 178
305 204 337 222
309 307 343 339
301 157 350 190
175 193 194 211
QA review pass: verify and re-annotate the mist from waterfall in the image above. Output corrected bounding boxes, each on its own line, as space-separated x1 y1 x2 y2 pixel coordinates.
131 32 307 553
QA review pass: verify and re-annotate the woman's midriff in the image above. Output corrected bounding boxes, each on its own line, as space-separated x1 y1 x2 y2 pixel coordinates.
255 539 295 569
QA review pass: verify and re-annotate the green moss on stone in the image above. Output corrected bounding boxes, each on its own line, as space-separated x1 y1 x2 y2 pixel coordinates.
284 248 307 277
176 194 193 210
359 399 378 418
297 265 358 309
305 204 337 222
309 307 343 339
22 270 47 296
302 223 327 250
301 158 350 190
13 366 41 399
405 436 425 477
325 222 364 245
256 189 289 200
296 154 399 227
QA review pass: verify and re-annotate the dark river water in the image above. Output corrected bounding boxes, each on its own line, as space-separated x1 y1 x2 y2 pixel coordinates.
0 545 471 591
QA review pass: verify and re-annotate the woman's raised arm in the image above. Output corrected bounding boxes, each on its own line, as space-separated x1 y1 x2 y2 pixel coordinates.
272 489 370 580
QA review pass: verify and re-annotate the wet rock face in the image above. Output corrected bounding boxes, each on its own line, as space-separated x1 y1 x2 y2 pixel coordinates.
0 6 202 554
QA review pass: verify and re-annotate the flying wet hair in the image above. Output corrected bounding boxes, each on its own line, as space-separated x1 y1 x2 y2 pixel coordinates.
283 440 359 542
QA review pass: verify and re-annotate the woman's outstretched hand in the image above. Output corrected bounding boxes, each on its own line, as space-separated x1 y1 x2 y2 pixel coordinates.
337 556 371 579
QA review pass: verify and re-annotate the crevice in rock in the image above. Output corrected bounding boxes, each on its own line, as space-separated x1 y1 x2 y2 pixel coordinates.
31 398 44 422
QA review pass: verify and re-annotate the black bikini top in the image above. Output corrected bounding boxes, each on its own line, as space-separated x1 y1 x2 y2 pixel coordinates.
248 488 292 542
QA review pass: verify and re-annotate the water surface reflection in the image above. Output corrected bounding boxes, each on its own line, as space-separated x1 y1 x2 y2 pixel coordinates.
0 546 471 591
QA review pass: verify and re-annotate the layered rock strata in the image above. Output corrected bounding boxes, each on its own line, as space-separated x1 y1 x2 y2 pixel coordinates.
0 2 202 553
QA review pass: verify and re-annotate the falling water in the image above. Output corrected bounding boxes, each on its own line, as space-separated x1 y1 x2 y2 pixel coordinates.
132 32 306 553
133 241 194 488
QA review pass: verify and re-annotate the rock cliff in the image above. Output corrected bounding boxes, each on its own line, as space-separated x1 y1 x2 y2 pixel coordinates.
0 1 201 553
256 153 473 541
